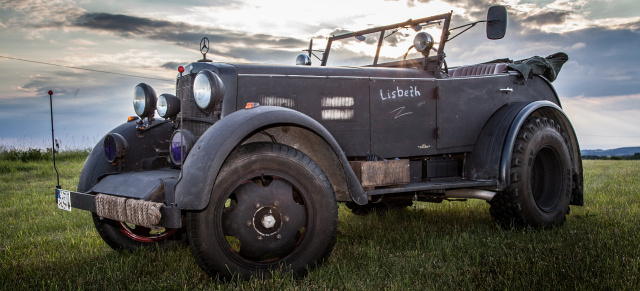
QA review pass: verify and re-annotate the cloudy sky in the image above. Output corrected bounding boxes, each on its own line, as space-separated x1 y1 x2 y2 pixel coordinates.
1 0 639 150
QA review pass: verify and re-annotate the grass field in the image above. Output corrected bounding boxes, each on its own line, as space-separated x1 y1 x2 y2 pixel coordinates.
1 151 639 290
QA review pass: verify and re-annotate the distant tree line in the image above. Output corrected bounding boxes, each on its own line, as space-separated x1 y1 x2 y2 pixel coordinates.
582 153 640 160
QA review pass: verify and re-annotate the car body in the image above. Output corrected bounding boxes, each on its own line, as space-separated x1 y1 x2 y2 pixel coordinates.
55 6 583 279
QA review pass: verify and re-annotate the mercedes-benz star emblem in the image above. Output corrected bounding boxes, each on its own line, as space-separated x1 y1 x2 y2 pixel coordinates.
197 37 212 62
200 37 210 55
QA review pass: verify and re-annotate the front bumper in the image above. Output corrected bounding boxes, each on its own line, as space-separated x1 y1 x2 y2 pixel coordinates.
55 168 183 228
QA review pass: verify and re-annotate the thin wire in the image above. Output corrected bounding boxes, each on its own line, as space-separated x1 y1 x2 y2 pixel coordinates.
0 55 173 82
383 28 402 40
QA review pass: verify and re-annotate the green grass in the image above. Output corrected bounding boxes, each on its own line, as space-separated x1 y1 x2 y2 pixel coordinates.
1 156 639 290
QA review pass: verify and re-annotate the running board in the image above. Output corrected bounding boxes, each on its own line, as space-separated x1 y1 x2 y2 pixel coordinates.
365 179 497 196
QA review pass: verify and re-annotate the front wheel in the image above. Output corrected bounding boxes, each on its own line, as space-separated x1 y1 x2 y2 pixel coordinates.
490 116 573 228
92 213 184 251
187 143 338 280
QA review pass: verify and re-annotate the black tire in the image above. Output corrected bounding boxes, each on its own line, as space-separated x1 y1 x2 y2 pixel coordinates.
346 199 413 215
490 116 573 228
92 213 185 251
187 143 338 280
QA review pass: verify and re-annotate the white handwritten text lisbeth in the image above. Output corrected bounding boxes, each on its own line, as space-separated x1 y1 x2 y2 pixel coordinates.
380 86 421 100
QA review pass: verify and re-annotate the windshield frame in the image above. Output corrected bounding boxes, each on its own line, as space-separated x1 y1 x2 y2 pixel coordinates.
320 12 452 67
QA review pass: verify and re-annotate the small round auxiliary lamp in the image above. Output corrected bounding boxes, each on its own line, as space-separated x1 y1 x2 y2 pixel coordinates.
413 32 435 57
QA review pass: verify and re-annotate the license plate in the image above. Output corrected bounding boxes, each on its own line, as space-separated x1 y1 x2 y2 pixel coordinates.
56 189 71 212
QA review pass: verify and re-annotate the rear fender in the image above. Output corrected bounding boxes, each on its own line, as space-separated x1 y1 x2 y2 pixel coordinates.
175 106 367 211
515 103 583 206
465 101 583 205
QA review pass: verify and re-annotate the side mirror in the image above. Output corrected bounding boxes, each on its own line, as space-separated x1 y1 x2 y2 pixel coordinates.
486 5 507 40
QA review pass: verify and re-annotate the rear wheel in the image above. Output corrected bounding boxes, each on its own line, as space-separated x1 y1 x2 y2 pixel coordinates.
490 116 572 228
187 143 338 280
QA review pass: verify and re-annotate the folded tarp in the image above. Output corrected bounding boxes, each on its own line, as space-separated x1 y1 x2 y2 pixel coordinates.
507 52 569 82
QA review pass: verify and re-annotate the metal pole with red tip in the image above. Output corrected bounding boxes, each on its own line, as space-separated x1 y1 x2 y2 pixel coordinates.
173 66 186 208
49 90 60 189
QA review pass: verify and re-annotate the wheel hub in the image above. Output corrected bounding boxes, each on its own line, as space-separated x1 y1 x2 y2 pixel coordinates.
254 207 282 236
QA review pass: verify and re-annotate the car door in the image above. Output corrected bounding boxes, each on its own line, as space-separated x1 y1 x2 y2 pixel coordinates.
369 77 438 158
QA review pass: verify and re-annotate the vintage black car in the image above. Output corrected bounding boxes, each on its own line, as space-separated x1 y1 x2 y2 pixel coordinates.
55 6 583 279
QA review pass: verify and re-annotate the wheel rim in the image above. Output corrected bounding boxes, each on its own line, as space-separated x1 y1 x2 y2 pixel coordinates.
530 145 564 212
117 222 179 243
220 173 308 263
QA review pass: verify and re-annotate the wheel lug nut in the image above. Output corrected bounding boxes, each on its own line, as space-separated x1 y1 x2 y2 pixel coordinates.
276 234 282 240
257 236 263 241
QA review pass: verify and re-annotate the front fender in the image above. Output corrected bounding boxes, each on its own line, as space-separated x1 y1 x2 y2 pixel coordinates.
175 106 367 211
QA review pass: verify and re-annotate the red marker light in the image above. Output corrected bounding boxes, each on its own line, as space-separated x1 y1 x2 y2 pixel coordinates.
48 90 53 96
178 66 185 73
245 102 260 109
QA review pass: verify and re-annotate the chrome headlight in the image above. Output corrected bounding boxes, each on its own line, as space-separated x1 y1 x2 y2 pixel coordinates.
193 70 225 110
157 93 180 118
133 83 157 118
296 54 311 66
169 130 195 166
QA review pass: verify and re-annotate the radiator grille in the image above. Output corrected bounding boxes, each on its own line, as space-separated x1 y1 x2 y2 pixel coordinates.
176 75 215 138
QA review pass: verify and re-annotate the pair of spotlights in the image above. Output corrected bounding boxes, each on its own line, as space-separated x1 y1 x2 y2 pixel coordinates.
133 83 181 119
